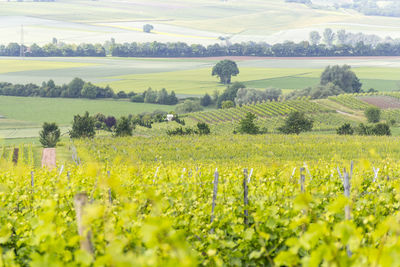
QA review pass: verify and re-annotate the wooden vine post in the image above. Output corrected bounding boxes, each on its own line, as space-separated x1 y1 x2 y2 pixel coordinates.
211 169 219 224
243 168 249 226
343 168 352 257
300 167 305 193
74 192 94 255
107 171 112 204
12 148 19 164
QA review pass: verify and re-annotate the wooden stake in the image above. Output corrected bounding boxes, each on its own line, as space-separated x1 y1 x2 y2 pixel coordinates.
300 167 305 193
12 148 19 164
343 169 352 257
74 192 94 255
210 169 219 224
243 169 249 225
107 171 112 204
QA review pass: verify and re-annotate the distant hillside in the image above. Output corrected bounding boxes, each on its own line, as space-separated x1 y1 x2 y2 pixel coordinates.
1 0 400 45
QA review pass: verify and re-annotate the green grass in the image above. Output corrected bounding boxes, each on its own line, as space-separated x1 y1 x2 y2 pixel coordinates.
0 96 173 127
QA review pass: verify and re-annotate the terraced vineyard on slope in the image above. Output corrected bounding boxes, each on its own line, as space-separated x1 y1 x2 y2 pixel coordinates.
188 99 331 124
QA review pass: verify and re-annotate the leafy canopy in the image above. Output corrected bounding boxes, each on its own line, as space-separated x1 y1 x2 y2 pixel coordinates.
278 111 313 135
212 59 239 84
39 122 61 148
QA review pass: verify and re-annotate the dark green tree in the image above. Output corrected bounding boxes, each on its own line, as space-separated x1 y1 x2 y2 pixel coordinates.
39 122 61 148
115 116 133 137
69 111 95 138
212 59 239 84
200 93 212 106
278 111 313 134
365 107 381 123
237 112 260 134
196 122 210 135
320 65 362 93
337 123 354 135
68 77 85 98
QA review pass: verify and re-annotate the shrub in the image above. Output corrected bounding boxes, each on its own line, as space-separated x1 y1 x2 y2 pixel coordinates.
104 116 117 129
372 123 391 136
278 111 313 135
69 111 95 138
365 107 381 123
355 123 391 136
200 93 212 107
221 100 234 109
196 122 210 135
39 122 61 148
237 113 260 134
175 100 203 114
114 116 133 137
130 94 145 103
337 123 354 135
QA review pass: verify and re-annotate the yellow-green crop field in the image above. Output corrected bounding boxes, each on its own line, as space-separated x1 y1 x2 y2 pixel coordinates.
1 135 400 265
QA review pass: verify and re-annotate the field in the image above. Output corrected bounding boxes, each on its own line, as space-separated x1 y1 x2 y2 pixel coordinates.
0 96 173 140
1 57 400 97
2 135 400 265
2 0 400 45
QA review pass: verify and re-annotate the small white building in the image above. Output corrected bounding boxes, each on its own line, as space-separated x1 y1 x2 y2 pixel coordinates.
166 114 174 122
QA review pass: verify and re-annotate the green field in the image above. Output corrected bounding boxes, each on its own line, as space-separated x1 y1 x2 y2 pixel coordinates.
0 96 173 140
1 57 400 97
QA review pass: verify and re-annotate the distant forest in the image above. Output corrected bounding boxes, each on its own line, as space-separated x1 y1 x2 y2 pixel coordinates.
2 29 400 57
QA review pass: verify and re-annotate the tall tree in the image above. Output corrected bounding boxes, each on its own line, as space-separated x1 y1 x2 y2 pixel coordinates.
212 60 239 84
323 28 335 47
309 31 321 45
320 65 362 93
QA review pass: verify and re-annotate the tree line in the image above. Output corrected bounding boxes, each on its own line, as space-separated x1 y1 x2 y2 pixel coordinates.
0 78 178 105
3 37 400 58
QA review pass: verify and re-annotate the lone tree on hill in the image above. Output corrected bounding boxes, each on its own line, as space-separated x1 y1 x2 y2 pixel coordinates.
39 122 61 148
143 24 154 33
212 59 239 84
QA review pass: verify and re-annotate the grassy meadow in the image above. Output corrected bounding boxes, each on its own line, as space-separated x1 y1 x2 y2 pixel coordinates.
1 57 400 97
0 96 173 141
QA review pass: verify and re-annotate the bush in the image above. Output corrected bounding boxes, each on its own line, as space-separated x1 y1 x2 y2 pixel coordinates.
104 116 117 130
278 111 313 134
337 123 354 135
39 122 61 148
372 123 391 136
355 122 391 136
130 94 145 103
197 122 210 135
69 111 95 138
175 100 203 114
200 93 212 107
221 100 234 109
237 113 260 134
365 107 381 123
114 116 133 137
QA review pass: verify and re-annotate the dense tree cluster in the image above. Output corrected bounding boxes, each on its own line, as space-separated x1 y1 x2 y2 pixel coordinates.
110 41 400 57
235 88 282 106
0 78 114 99
0 42 105 57
4 35 400 58
130 88 178 105
286 65 362 100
